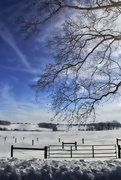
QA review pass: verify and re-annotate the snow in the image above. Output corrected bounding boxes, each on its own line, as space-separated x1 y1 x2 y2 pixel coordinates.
0 158 121 179
0 124 121 179
0 123 52 131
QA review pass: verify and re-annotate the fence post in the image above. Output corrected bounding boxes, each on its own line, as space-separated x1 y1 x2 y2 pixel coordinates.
70 146 72 158
11 145 13 157
75 142 77 150
118 145 121 158
82 138 84 144
15 138 17 143
116 138 118 146
44 146 48 159
62 142 64 149
48 146 50 158
114 145 117 158
32 140 34 146
59 138 60 142
92 145 94 158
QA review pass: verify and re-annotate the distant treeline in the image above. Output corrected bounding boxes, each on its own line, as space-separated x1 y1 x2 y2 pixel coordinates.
86 121 121 131
38 122 57 131
0 120 11 125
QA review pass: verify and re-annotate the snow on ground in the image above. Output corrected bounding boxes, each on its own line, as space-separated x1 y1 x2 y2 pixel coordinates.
1 158 121 179
0 125 121 179
0 128 120 159
0 123 52 131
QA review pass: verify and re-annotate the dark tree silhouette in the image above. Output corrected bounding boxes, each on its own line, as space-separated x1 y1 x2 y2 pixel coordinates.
17 0 121 123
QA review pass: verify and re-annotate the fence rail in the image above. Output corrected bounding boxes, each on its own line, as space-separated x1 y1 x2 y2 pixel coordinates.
49 144 117 159
62 142 77 150
11 145 48 159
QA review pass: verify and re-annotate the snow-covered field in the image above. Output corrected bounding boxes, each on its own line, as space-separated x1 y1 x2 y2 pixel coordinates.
0 124 121 179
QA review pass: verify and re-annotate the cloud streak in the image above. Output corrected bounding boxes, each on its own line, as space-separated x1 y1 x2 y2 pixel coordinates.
0 64 39 74
0 84 53 123
0 22 32 69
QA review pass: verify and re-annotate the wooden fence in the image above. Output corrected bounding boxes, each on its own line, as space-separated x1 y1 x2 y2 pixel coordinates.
62 142 77 150
115 139 121 158
11 145 48 159
48 144 117 159
10 142 118 159
116 138 121 146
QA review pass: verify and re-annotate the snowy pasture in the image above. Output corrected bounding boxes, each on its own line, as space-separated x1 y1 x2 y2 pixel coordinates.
0 126 120 159
0 124 121 179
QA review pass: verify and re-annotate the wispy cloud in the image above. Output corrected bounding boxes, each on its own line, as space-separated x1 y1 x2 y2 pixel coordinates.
31 77 40 82
36 15 64 44
96 100 121 122
0 84 53 123
0 22 32 70
0 65 39 74
0 83 121 123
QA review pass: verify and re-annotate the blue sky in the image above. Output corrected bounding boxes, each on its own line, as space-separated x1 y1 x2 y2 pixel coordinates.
0 0 121 123
0 0 55 123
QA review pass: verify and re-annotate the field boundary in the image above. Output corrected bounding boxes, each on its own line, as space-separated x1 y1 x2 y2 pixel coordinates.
10 143 118 159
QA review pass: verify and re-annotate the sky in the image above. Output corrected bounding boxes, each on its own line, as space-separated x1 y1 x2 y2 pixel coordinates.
0 0 55 123
0 0 121 124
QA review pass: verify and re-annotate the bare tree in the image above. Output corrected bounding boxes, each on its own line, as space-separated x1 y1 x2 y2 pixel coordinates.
17 0 121 123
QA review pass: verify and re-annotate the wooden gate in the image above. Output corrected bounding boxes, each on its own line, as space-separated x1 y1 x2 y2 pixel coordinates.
48 144 117 159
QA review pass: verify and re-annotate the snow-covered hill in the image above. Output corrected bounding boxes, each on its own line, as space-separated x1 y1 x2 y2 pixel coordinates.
0 123 85 131
0 123 52 131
